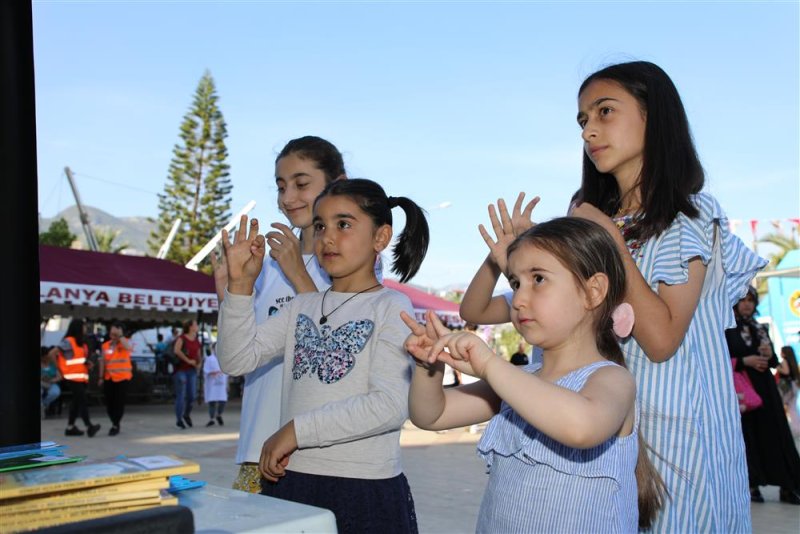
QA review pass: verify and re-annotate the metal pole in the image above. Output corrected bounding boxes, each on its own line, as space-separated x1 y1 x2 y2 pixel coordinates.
64 166 100 251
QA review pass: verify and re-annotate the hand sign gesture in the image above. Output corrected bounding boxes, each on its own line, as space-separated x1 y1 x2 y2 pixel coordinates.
401 310 446 370
402 310 495 380
265 222 305 273
479 192 539 273
220 215 266 295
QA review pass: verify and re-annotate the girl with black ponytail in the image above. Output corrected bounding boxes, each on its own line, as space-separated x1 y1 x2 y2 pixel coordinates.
216 178 428 533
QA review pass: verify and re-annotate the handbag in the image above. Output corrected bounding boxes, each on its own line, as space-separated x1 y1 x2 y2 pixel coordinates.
731 359 763 412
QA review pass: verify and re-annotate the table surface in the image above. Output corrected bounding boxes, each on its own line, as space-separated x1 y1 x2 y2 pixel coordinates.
179 484 337 534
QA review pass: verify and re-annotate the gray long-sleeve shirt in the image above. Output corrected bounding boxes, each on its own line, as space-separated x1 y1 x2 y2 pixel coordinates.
217 287 414 479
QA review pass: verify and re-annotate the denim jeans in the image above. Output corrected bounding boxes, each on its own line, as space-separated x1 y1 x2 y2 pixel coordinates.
41 383 60 408
173 370 197 421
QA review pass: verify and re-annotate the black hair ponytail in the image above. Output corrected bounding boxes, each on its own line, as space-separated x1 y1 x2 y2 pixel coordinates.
317 179 430 283
386 195 430 283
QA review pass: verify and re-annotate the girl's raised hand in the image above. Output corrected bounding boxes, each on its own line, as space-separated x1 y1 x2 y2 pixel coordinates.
479 193 540 273
209 245 228 301
265 222 304 272
401 310 446 369
220 215 266 295
569 202 620 242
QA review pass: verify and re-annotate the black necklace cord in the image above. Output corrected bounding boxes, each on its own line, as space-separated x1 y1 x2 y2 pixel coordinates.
319 283 382 325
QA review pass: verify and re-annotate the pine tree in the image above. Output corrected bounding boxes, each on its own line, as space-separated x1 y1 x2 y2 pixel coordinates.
39 217 77 248
149 70 232 270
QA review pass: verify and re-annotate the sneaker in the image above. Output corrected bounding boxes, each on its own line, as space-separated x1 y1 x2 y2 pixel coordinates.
206 420 215 427
109 426 120 436
750 488 765 503
65 426 84 437
176 420 186 429
216 416 224 426
87 424 101 438
183 415 193 428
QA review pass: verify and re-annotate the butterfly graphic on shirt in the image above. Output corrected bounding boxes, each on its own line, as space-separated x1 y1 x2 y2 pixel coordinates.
292 314 375 384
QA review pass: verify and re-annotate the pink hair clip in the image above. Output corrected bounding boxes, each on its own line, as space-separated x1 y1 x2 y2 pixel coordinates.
611 303 635 338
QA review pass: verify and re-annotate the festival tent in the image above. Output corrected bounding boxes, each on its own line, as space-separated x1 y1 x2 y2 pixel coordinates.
38 246 461 326
39 245 218 326
383 279 462 326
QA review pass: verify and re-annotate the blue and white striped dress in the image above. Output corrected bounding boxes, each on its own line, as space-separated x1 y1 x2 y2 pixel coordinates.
619 192 766 533
477 360 639 533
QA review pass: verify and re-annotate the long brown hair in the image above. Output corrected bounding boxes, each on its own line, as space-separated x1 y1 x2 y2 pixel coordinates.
781 346 800 387
507 217 666 529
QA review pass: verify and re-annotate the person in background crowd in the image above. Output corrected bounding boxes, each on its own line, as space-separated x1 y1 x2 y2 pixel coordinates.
40 346 62 418
204 343 228 427
509 341 529 366
777 345 800 437
98 323 133 436
58 318 101 437
173 319 202 429
726 288 800 505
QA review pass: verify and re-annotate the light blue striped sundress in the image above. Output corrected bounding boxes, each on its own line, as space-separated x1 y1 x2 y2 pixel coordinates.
618 192 766 533
476 360 639 534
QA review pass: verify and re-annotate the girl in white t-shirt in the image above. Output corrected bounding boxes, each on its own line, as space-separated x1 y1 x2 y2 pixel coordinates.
212 136 346 492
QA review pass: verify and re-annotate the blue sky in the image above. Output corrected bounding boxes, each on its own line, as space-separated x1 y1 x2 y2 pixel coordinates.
33 0 799 290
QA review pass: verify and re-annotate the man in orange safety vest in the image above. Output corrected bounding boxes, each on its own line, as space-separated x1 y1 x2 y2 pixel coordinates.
98 323 133 436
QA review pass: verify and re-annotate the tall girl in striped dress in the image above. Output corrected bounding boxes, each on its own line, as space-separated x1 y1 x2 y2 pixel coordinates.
405 217 664 533
570 61 766 532
461 62 766 532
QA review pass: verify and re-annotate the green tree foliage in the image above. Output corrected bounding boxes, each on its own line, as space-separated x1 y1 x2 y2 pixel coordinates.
756 231 799 294
94 228 129 254
759 232 799 269
149 70 232 271
496 323 525 361
39 217 76 247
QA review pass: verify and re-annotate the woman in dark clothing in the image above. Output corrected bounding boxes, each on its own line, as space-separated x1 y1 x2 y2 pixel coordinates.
725 287 800 504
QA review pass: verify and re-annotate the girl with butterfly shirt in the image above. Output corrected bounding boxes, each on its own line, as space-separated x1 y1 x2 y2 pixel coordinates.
211 136 357 493
217 178 429 533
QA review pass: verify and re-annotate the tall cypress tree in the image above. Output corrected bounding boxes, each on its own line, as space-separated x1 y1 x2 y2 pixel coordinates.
149 70 232 270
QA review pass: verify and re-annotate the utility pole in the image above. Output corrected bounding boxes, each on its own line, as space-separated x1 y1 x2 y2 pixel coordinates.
157 218 182 259
185 200 256 271
64 166 99 251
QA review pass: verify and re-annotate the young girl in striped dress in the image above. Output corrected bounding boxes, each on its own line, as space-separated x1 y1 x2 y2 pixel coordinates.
406 217 664 533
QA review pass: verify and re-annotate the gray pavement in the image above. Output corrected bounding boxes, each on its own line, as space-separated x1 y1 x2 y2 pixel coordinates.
41 401 799 533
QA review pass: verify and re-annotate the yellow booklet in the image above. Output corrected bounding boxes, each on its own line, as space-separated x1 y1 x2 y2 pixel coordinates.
0 455 198 500
0 478 170 514
2 490 179 532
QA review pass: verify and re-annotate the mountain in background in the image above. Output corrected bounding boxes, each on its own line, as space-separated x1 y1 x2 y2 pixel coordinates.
39 205 156 255
37 206 468 295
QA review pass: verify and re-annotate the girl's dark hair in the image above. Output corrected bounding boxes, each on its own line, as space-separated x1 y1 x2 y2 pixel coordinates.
507 217 666 529
276 136 346 182
508 218 626 364
316 178 429 283
781 346 800 386
64 318 86 346
577 61 704 242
